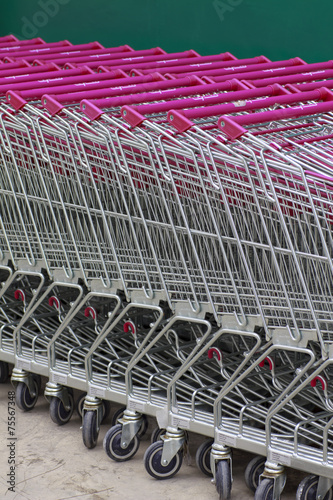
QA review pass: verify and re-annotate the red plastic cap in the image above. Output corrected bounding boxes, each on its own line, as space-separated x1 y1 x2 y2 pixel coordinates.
6 91 27 111
292 57 307 65
188 49 200 57
121 105 145 127
92 41 104 49
42 94 63 116
222 52 237 61
81 100 104 121
154 47 167 55
218 115 247 140
167 110 193 132
258 55 271 63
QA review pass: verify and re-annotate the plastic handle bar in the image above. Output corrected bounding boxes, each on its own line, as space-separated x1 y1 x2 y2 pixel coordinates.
21 46 164 64
122 83 288 120
218 93 333 139
0 62 62 80
210 60 333 84
0 34 19 43
0 60 30 72
1 41 103 59
165 87 332 132
0 40 72 59
136 55 271 75
245 68 333 89
292 78 333 92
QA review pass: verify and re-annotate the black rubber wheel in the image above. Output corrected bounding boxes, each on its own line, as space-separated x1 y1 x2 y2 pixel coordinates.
49 391 74 425
0 361 9 383
75 392 86 418
102 400 111 422
103 424 140 462
144 440 183 480
296 475 333 500
15 380 39 411
195 439 213 477
82 410 99 449
150 426 166 444
215 460 232 500
254 478 274 500
111 407 148 438
245 455 266 492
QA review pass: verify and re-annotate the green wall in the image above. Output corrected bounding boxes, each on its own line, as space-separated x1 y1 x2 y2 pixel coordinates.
0 0 331 63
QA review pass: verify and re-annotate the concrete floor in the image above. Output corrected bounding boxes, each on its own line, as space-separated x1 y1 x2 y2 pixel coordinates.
0 377 307 500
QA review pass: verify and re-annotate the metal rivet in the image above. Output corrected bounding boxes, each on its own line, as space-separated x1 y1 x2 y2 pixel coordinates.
170 114 174 121
123 110 127 116
8 95 11 100
82 104 86 110
220 121 225 127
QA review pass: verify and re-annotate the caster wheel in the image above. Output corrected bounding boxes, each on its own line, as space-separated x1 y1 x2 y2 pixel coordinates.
111 407 148 438
82 410 99 449
215 460 232 500
195 439 213 477
75 392 86 418
254 478 274 500
15 380 39 411
49 390 74 425
296 475 333 500
150 426 166 444
245 455 266 492
0 361 9 383
103 424 140 462
144 440 183 480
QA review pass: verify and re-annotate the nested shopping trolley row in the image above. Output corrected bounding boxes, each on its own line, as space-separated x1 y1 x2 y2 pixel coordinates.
1 35 333 500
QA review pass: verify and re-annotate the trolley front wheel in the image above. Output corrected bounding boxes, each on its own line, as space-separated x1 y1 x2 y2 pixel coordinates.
245 455 266 492
49 391 74 425
144 440 183 480
195 439 213 477
254 478 274 500
0 361 9 383
103 424 140 462
15 380 39 411
82 410 99 449
111 407 148 438
215 459 232 500
296 475 333 500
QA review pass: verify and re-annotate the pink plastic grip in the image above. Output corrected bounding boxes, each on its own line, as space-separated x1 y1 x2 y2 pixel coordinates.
80 100 104 121
218 94 333 139
0 63 66 82
84 306 97 320
2 41 103 59
123 321 136 334
211 60 333 84
136 55 271 76
129 82 290 118
0 60 30 71
0 40 71 59
0 34 19 43
14 289 25 301
246 69 333 89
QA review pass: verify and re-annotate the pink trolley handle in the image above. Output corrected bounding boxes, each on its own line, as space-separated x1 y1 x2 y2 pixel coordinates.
20 45 159 64
123 88 332 131
244 68 333 89
121 84 290 128
2 65 94 93
39 75 204 116
8 71 168 111
0 40 72 59
164 57 305 79
0 34 20 44
288 78 333 93
1 41 103 62
135 55 270 76
0 61 63 80
77 79 246 121
47 48 197 70
0 60 31 72
218 92 333 140
209 60 333 84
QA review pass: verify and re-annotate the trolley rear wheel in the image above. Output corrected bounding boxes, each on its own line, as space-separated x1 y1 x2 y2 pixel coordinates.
195 439 213 477
296 475 333 500
245 455 266 492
